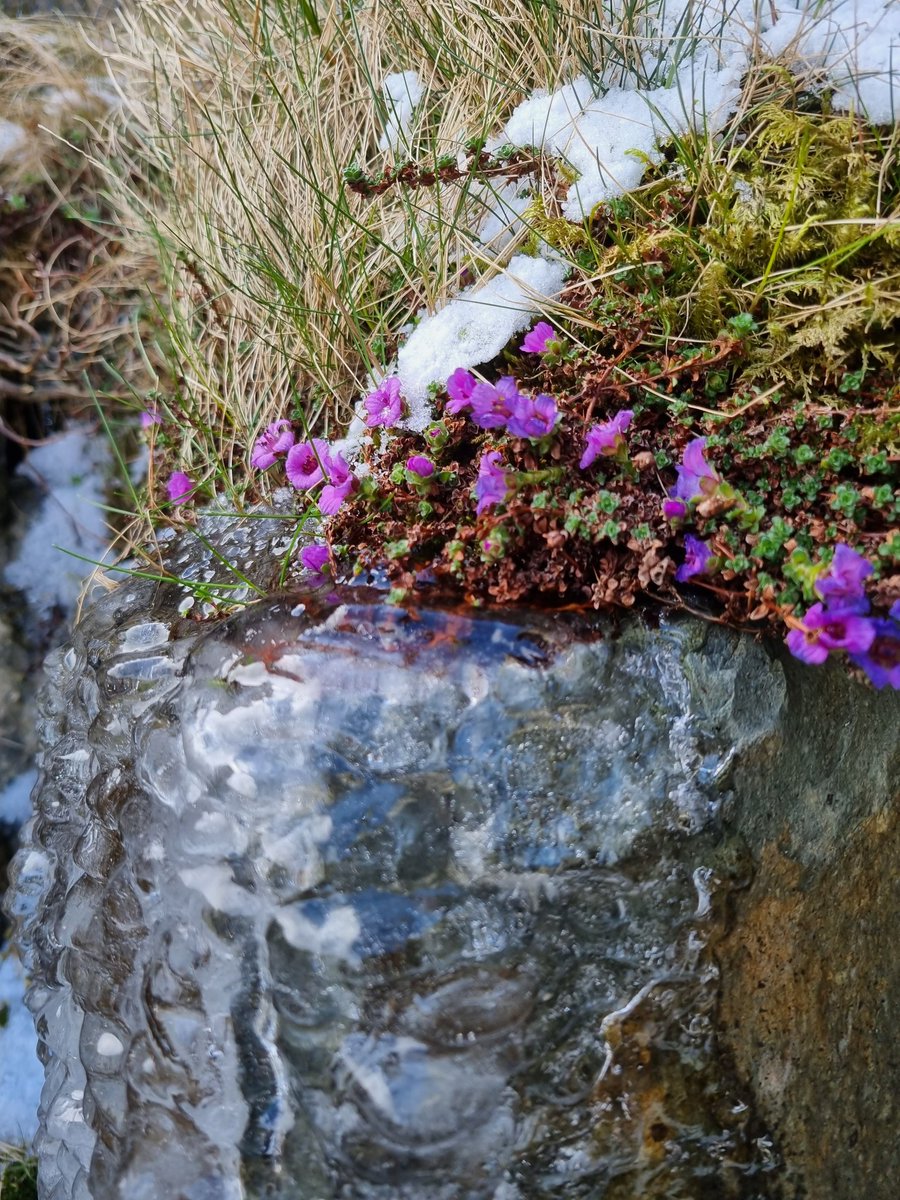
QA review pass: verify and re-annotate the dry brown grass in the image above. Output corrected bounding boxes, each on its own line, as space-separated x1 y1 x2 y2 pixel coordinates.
0 14 162 452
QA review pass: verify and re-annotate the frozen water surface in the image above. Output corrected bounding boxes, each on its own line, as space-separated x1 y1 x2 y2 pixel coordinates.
8 518 794 1198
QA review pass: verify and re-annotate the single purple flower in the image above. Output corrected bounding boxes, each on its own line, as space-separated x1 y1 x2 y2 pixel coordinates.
579 409 634 470
474 450 509 515
890 600 900 623
406 455 435 479
786 627 831 666
470 377 520 429
814 543 873 614
300 544 330 576
675 534 715 582
520 321 556 354
671 437 721 503
663 497 688 521
849 619 900 689
787 602 877 666
506 393 558 439
166 471 194 504
803 603 876 654
140 406 162 428
446 368 477 414
286 439 328 491
319 481 354 514
364 377 403 428
250 418 295 470
319 449 357 515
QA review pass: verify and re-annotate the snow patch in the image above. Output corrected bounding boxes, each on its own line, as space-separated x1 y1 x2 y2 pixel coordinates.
3 424 112 620
475 178 538 252
0 119 27 166
378 71 424 152
500 1 899 220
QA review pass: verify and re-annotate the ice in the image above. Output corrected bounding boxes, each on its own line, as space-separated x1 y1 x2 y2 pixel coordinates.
7 520 800 1197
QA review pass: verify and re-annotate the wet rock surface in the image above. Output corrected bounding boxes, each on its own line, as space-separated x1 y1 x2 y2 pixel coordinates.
717 659 900 1200
7 518 900 1199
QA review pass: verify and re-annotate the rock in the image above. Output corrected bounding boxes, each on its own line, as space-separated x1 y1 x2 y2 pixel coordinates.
7 518 899 1200
715 649 900 1199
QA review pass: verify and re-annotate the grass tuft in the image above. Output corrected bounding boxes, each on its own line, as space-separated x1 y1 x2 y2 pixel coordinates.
0 1144 37 1200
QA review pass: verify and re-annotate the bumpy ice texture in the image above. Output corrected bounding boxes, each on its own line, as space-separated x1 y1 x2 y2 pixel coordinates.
11 528 792 1199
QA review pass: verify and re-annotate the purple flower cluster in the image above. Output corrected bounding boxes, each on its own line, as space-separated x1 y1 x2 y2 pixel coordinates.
280 437 358 514
444 370 558 440
786 544 899 688
241 369 898 694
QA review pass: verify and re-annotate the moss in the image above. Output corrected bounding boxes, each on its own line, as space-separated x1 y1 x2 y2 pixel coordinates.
522 195 589 254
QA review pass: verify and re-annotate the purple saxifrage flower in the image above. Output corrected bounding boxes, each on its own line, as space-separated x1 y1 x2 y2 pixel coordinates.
814 543 872 613
670 437 721 503
406 455 435 479
319 449 357 515
166 471 194 504
579 409 633 470
785 626 830 666
663 497 688 521
474 450 509 515
520 321 556 354
251 419 295 470
286 439 329 491
470 377 521 429
675 534 715 582
446 368 477 414
506 393 558 440
786 603 876 665
849 618 900 689
140 406 162 428
364 377 403 428
299 543 330 578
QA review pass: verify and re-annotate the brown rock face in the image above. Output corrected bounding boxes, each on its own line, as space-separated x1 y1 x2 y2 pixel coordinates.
719 805 900 1199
